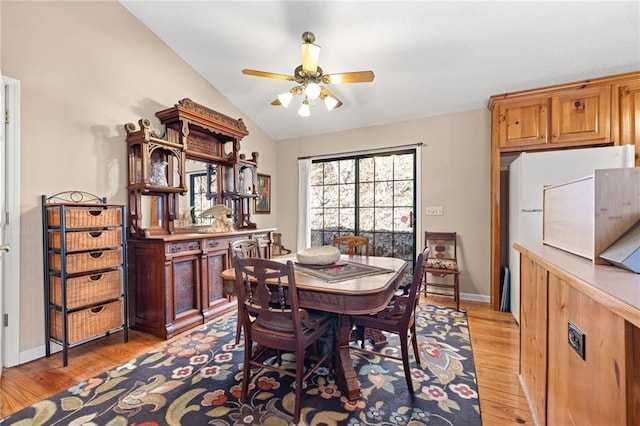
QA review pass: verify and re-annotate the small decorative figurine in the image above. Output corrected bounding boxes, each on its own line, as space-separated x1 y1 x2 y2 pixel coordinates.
199 204 234 233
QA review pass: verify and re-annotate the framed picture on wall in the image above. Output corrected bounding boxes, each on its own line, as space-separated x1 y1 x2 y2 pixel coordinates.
255 173 271 214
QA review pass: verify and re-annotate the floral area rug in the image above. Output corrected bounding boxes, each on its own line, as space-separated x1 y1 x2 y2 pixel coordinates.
2 305 481 425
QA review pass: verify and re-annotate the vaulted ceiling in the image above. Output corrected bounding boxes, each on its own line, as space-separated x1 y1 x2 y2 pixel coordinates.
121 1 640 141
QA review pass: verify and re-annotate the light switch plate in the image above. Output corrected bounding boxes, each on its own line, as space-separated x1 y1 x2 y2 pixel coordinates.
426 206 443 216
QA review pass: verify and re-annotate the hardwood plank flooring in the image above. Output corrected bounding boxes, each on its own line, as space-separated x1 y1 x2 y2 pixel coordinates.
0 295 534 424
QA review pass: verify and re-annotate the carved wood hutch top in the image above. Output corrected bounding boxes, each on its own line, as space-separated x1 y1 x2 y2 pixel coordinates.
125 98 260 237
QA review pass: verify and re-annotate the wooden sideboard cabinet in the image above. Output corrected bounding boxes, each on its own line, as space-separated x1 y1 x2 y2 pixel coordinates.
127 229 274 339
516 243 640 425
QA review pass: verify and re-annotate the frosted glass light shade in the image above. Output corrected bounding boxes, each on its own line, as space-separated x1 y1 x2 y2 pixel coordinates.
277 91 294 108
305 82 321 100
323 95 339 111
298 99 311 117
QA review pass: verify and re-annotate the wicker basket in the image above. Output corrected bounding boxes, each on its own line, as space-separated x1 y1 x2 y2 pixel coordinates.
50 299 123 344
47 208 122 229
50 269 122 309
48 229 122 252
49 248 122 274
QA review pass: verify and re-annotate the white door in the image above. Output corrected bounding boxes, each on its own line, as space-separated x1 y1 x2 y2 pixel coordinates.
0 75 4 375
2 76 21 373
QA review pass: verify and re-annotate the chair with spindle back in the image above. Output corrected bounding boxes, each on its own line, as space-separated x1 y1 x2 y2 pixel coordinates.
229 238 261 344
333 235 371 256
422 231 460 310
234 257 333 424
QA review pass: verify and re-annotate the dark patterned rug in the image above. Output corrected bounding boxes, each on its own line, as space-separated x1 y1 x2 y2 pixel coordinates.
2 305 481 425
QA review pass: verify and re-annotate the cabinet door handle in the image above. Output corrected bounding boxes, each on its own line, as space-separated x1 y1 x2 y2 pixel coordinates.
0 244 9 252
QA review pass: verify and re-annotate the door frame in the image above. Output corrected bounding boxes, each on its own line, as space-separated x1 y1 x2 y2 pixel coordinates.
2 76 21 368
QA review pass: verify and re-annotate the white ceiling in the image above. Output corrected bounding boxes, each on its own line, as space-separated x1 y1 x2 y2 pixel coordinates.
121 1 640 141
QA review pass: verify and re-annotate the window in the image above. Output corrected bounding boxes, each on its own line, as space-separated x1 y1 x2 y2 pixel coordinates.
310 149 416 265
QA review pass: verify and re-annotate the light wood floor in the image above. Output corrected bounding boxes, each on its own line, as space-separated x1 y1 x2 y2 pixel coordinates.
0 295 533 424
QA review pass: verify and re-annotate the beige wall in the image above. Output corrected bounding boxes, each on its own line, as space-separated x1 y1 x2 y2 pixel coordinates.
275 109 492 299
2 1 492 363
2 1 277 358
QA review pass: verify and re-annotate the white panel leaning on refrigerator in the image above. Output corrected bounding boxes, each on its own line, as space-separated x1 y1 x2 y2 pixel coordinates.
507 144 635 323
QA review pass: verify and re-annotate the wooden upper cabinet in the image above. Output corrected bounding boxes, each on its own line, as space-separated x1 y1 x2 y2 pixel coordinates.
613 78 640 165
494 85 611 152
497 98 549 149
550 86 610 145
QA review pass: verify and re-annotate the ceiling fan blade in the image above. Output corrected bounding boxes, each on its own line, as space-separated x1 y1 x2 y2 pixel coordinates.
320 86 343 110
322 71 375 84
242 69 293 81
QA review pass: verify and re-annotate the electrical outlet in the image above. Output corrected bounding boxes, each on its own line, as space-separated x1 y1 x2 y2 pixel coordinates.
568 321 585 360
425 206 443 216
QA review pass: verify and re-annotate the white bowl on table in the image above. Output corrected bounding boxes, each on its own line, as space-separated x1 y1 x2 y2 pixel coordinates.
296 246 341 265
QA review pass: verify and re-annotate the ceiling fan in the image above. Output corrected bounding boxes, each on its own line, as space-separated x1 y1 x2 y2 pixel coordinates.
242 31 375 117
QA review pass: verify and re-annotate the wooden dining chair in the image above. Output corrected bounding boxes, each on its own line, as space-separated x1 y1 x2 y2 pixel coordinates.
350 252 425 393
422 231 460 310
333 235 371 256
229 238 261 344
234 257 333 425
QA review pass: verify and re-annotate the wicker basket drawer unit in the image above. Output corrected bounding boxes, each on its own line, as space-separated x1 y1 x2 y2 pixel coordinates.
50 269 123 309
50 299 123 344
48 229 122 252
49 247 123 274
42 193 128 366
47 208 122 229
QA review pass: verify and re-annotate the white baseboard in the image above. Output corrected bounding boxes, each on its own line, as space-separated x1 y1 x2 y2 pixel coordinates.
19 342 62 365
462 292 490 303
424 289 491 304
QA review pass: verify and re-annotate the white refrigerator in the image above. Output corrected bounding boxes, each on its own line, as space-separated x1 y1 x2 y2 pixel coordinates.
508 144 635 323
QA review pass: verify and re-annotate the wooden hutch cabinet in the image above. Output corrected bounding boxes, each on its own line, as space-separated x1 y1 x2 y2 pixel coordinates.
125 99 274 339
488 70 640 310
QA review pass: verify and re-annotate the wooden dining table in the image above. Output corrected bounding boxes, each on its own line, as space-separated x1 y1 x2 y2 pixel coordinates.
220 254 408 401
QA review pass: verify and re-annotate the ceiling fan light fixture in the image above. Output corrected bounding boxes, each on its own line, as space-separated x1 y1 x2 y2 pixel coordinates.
305 82 321 100
298 98 311 117
277 91 294 108
323 94 340 111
